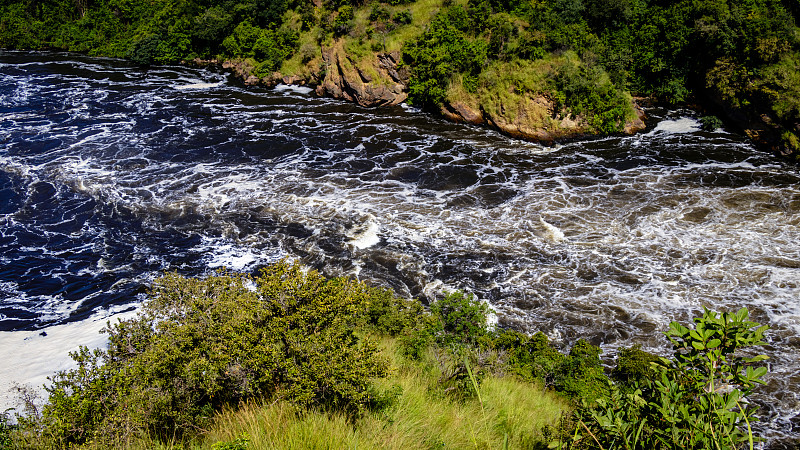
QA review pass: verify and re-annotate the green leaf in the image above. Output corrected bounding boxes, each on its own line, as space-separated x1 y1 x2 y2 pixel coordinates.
745 355 769 363
689 329 703 341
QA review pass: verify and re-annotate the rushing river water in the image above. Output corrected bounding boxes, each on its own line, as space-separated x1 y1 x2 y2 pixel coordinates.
1 52 799 446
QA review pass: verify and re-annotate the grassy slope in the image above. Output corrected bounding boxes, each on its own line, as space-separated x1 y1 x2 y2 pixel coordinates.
126 336 567 450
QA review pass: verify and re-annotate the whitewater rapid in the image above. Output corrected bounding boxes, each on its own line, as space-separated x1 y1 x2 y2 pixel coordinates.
1 52 798 445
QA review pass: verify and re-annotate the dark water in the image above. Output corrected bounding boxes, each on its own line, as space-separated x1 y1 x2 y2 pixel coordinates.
1 52 799 446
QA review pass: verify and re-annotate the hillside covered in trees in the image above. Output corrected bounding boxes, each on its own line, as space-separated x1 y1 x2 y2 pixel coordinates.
1 0 799 153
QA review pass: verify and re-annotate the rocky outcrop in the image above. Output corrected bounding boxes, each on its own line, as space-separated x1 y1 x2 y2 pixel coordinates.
219 43 647 143
221 59 261 85
220 43 409 107
440 94 647 143
625 101 647 134
440 101 484 125
315 42 408 107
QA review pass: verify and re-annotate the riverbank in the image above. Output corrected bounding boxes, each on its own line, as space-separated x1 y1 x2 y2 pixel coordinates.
2 0 797 157
1 264 773 449
208 50 647 144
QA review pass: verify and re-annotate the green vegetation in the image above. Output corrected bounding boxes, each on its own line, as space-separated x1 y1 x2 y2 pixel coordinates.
0 410 13 450
555 308 770 449
1 0 798 149
34 263 396 446
1 261 770 449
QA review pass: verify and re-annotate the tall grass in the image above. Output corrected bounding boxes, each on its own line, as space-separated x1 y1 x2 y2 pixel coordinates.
382 0 447 52
137 336 567 450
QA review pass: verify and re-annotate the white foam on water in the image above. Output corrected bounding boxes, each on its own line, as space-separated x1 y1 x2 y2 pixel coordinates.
539 217 566 243
650 117 701 134
274 84 313 95
201 239 283 271
348 218 381 250
174 81 222 90
0 306 139 413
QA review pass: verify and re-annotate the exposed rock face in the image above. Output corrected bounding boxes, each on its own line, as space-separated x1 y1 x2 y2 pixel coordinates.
222 59 258 84
220 42 647 143
440 101 483 125
440 94 647 143
625 101 647 134
483 95 570 142
315 42 408 107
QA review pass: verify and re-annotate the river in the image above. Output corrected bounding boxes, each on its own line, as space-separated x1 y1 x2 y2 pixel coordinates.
0 52 798 446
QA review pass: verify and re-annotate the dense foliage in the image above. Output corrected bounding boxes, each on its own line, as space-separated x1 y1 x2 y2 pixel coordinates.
2 0 799 148
401 0 635 133
0 411 12 450
3 261 770 449
556 308 770 449
28 262 416 447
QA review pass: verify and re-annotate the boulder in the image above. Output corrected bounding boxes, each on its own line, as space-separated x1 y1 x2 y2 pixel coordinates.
441 101 483 125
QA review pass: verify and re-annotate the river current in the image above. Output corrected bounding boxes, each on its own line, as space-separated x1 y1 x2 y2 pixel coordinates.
1 52 798 446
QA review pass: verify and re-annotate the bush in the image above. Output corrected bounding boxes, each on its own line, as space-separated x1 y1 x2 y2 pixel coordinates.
550 53 633 133
0 410 12 450
333 5 354 36
493 330 566 382
211 433 250 450
392 10 412 25
555 340 609 402
34 261 398 447
434 346 489 401
699 115 724 131
358 285 424 336
430 291 490 344
253 28 299 74
369 3 390 22
563 308 769 449
404 5 488 107
611 344 659 387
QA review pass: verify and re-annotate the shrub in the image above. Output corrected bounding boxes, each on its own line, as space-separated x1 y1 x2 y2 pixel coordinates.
699 115 724 131
404 5 488 107
555 340 609 403
493 330 566 382
611 344 659 387
253 28 299 74
358 285 424 336
550 53 633 133
434 346 489 401
35 261 396 447
430 291 490 344
211 433 250 450
0 410 12 450
392 10 412 25
369 3 390 22
398 325 434 360
563 308 769 449
333 5 354 36
222 21 263 58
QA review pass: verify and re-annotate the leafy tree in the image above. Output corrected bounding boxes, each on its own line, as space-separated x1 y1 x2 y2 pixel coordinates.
404 5 488 107
35 262 395 447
